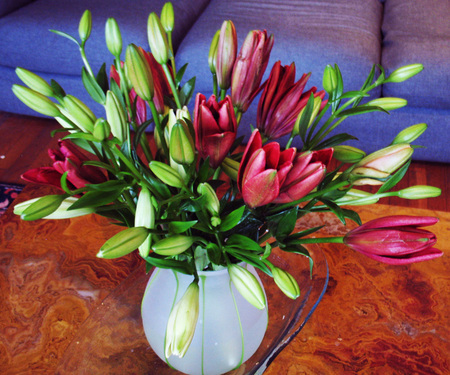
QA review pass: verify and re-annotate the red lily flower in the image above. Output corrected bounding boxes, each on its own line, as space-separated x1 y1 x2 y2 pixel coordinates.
344 215 443 265
231 29 274 113
238 130 331 208
194 93 237 168
21 140 107 190
257 61 326 140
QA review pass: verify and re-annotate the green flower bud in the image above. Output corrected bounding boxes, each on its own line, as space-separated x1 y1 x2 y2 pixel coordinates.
229 264 266 310
350 167 390 185
165 281 199 358
160 2 175 33
152 235 195 256
384 64 424 83
61 95 96 133
135 187 155 257
197 182 220 216
333 145 366 163
147 12 170 65
15 67 54 96
149 161 185 188
392 123 427 145
322 64 337 94
221 157 240 181
14 196 95 219
92 118 111 141
169 121 195 165
78 10 92 42
177 106 191 121
398 185 441 200
125 44 154 101
334 189 379 205
272 267 300 299
105 90 127 143
12 85 60 117
365 97 407 111
97 227 149 259
293 95 322 135
208 29 220 74
105 18 123 57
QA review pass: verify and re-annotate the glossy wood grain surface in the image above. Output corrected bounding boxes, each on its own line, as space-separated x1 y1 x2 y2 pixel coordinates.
1 185 448 374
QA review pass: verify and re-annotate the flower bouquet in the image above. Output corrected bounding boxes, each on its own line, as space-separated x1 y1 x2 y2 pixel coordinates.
12 3 443 374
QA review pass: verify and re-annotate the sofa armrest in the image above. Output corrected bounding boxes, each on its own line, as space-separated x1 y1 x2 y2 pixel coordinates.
0 0 36 17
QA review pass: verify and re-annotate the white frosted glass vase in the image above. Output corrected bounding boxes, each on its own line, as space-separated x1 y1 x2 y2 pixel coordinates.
141 265 268 375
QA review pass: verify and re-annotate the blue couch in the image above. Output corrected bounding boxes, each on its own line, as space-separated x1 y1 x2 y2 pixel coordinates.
1 0 449 162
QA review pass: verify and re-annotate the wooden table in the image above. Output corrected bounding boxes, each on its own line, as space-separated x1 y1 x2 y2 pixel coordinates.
1 185 448 374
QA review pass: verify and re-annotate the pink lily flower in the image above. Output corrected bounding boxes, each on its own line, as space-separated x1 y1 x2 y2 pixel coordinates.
344 215 443 265
257 61 326 140
238 130 332 208
21 140 107 190
194 93 237 168
231 29 274 113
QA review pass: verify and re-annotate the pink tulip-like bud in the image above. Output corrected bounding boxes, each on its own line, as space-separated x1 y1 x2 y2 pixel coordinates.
21 140 106 190
344 215 443 265
193 93 237 168
231 29 274 113
257 61 326 140
216 20 237 90
238 130 332 208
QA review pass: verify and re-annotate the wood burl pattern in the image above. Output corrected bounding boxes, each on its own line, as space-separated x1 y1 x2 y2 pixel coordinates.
0 185 448 374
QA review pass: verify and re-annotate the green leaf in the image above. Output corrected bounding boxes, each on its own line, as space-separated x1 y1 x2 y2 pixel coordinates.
319 198 346 224
226 234 262 252
144 253 194 275
377 158 411 194
21 194 67 221
63 132 99 142
50 79 66 99
341 208 362 226
335 91 369 100
314 133 358 150
282 244 314 277
82 67 106 104
206 243 222 265
97 227 149 259
86 180 128 192
286 225 325 241
354 65 376 106
298 93 315 143
169 220 198 234
337 105 389 117
68 189 124 210
50 29 80 46
175 63 188 86
220 206 245 232
332 64 343 112
226 248 272 276
178 76 196 106
275 206 298 239
96 63 109 93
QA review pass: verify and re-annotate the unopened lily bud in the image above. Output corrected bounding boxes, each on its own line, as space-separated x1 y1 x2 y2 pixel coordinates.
335 189 379 205
78 10 92 42
216 20 237 90
105 90 127 143
322 64 337 94
384 64 424 83
229 264 266 310
61 95 96 133
221 157 240 181
333 145 366 163
92 118 111 141
197 182 221 226
208 29 220 74
165 282 199 358
105 18 123 57
15 67 54 97
160 2 175 33
149 161 185 188
366 97 407 111
177 106 191 122
355 144 413 174
392 123 427 145
147 12 170 65
14 196 95 219
293 95 322 134
125 44 154 101
12 85 60 117
350 167 390 185
272 267 300 299
135 187 155 257
169 121 195 165
152 235 195 256
398 185 441 200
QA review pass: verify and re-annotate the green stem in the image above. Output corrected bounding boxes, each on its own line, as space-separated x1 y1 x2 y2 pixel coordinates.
212 74 218 98
80 43 95 78
220 89 226 101
167 32 176 73
235 110 242 126
148 100 169 158
162 63 182 108
289 236 344 245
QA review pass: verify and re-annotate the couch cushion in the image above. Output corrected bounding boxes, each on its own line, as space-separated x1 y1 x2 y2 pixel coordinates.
0 0 35 17
176 0 383 98
381 0 450 109
0 0 209 76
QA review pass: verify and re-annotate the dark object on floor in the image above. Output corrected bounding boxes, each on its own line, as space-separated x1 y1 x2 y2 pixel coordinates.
0 183 23 216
